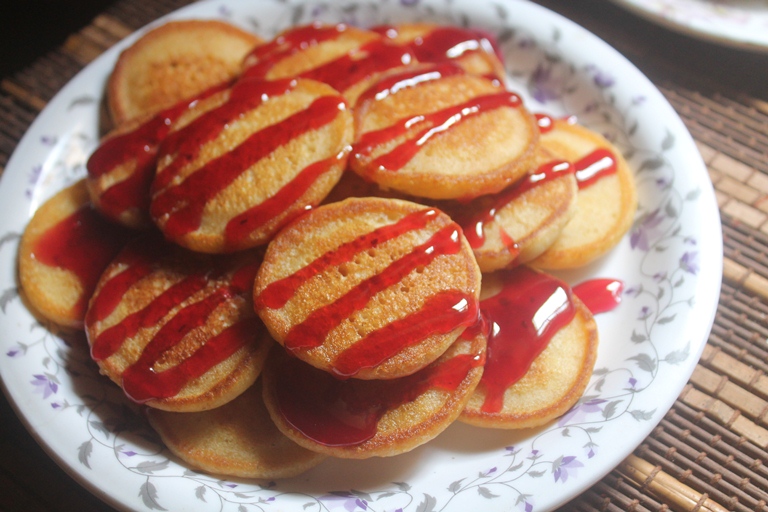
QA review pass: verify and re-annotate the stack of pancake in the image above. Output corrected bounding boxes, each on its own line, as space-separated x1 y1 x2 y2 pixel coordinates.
17 18 636 478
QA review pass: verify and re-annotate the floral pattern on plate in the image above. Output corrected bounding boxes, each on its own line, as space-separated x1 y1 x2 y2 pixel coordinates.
0 0 721 511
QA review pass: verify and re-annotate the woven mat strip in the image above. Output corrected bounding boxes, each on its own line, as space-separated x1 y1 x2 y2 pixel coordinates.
710 285 768 374
664 402 768 511
573 474 663 512
639 433 749 511
665 88 768 166
652 414 768 501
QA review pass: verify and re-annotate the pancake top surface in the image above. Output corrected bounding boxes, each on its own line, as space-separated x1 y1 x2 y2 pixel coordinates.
243 23 415 106
108 19 262 126
18 179 131 329
373 23 506 82
254 197 482 380
460 266 599 429
147 381 326 478
349 64 539 200
261 328 485 458
85 235 272 412
150 77 353 253
532 118 637 269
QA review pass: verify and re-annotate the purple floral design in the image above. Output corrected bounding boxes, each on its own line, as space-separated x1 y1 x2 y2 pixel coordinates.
31 373 58 399
558 397 607 426
585 64 615 89
529 63 561 104
680 251 699 275
631 208 665 251
6 345 24 357
320 492 371 511
553 456 584 483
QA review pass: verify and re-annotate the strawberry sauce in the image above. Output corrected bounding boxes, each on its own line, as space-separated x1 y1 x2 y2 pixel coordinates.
352 91 522 173
271 346 483 447
31 205 129 320
461 159 573 252
149 78 348 247
87 238 262 403
86 82 227 225
477 266 576 413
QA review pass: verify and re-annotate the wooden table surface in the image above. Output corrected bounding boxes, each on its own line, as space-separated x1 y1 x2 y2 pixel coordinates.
2 1 768 511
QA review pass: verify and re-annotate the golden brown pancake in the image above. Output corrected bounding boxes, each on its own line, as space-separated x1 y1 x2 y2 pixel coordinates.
254 197 482 380
349 63 539 200
107 19 262 126
242 22 415 106
261 331 486 458
442 148 577 272
147 381 327 478
373 23 506 82
18 179 131 329
325 149 576 273
460 266 598 429
87 114 159 230
85 235 272 412
531 118 637 269
149 77 353 253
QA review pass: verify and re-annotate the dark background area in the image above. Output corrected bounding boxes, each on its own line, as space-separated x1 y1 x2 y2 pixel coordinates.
1 1 115 76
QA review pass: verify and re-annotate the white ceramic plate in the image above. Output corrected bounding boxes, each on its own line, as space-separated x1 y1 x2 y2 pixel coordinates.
610 0 768 53
0 0 722 510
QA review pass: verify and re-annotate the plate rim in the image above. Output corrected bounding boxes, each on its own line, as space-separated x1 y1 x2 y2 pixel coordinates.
0 0 723 510
609 0 768 53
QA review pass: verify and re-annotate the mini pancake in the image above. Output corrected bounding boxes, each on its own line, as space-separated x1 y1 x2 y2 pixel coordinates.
349 63 539 200
460 266 598 429
87 82 226 230
149 77 353 253
18 179 131 329
85 235 272 412
254 197 482 380
373 23 506 82
147 381 326 479
531 118 637 269
324 150 575 273
443 148 577 272
107 19 262 126
261 330 486 459
242 22 415 106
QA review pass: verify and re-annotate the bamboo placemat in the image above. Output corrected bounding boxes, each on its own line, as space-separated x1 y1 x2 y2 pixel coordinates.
2 0 767 510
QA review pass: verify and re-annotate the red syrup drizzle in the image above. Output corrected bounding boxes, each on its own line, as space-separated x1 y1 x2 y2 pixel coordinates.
242 23 414 95
256 208 439 310
331 289 478 378
297 39 413 94
149 78 348 246
535 113 555 134
31 205 130 320
476 266 576 413
574 148 617 189
572 278 624 315
272 347 483 447
354 62 465 106
282 222 479 368
373 25 504 81
87 238 262 403
460 159 573 253
535 113 618 189
84 238 163 326
353 90 522 173
120 296 261 403
86 82 227 224
242 23 349 79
